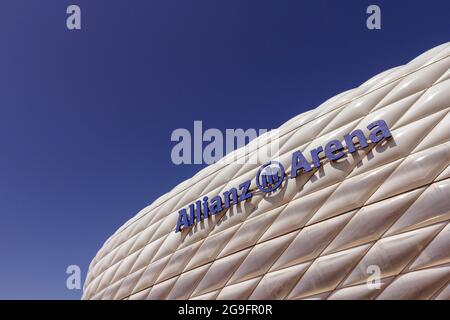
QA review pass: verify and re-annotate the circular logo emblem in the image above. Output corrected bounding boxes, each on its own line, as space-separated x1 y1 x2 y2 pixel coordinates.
255 161 285 193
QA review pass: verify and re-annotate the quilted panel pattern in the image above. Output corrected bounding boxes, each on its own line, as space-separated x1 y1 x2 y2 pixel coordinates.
83 42 450 300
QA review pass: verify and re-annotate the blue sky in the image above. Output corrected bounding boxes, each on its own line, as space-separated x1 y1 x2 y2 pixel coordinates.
0 0 448 299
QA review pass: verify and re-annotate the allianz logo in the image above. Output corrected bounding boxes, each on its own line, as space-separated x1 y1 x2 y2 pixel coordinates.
175 119 392 233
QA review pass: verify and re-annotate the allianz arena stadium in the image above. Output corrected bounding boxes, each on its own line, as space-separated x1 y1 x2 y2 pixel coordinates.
83 42 450 300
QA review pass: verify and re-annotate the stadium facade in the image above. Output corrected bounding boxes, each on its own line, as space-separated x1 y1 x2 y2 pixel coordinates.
83 42 450 300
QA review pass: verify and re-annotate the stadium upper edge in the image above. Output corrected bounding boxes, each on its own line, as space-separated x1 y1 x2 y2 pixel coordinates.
83 42 450 300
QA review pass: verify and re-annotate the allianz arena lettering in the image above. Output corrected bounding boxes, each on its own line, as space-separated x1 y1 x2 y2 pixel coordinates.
175 119 392 233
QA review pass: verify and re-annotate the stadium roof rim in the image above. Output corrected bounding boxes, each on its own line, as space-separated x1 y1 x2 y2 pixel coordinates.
114 46 450 236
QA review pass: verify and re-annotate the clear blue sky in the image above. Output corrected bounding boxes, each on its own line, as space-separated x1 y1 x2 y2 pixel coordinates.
0 0 448 299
